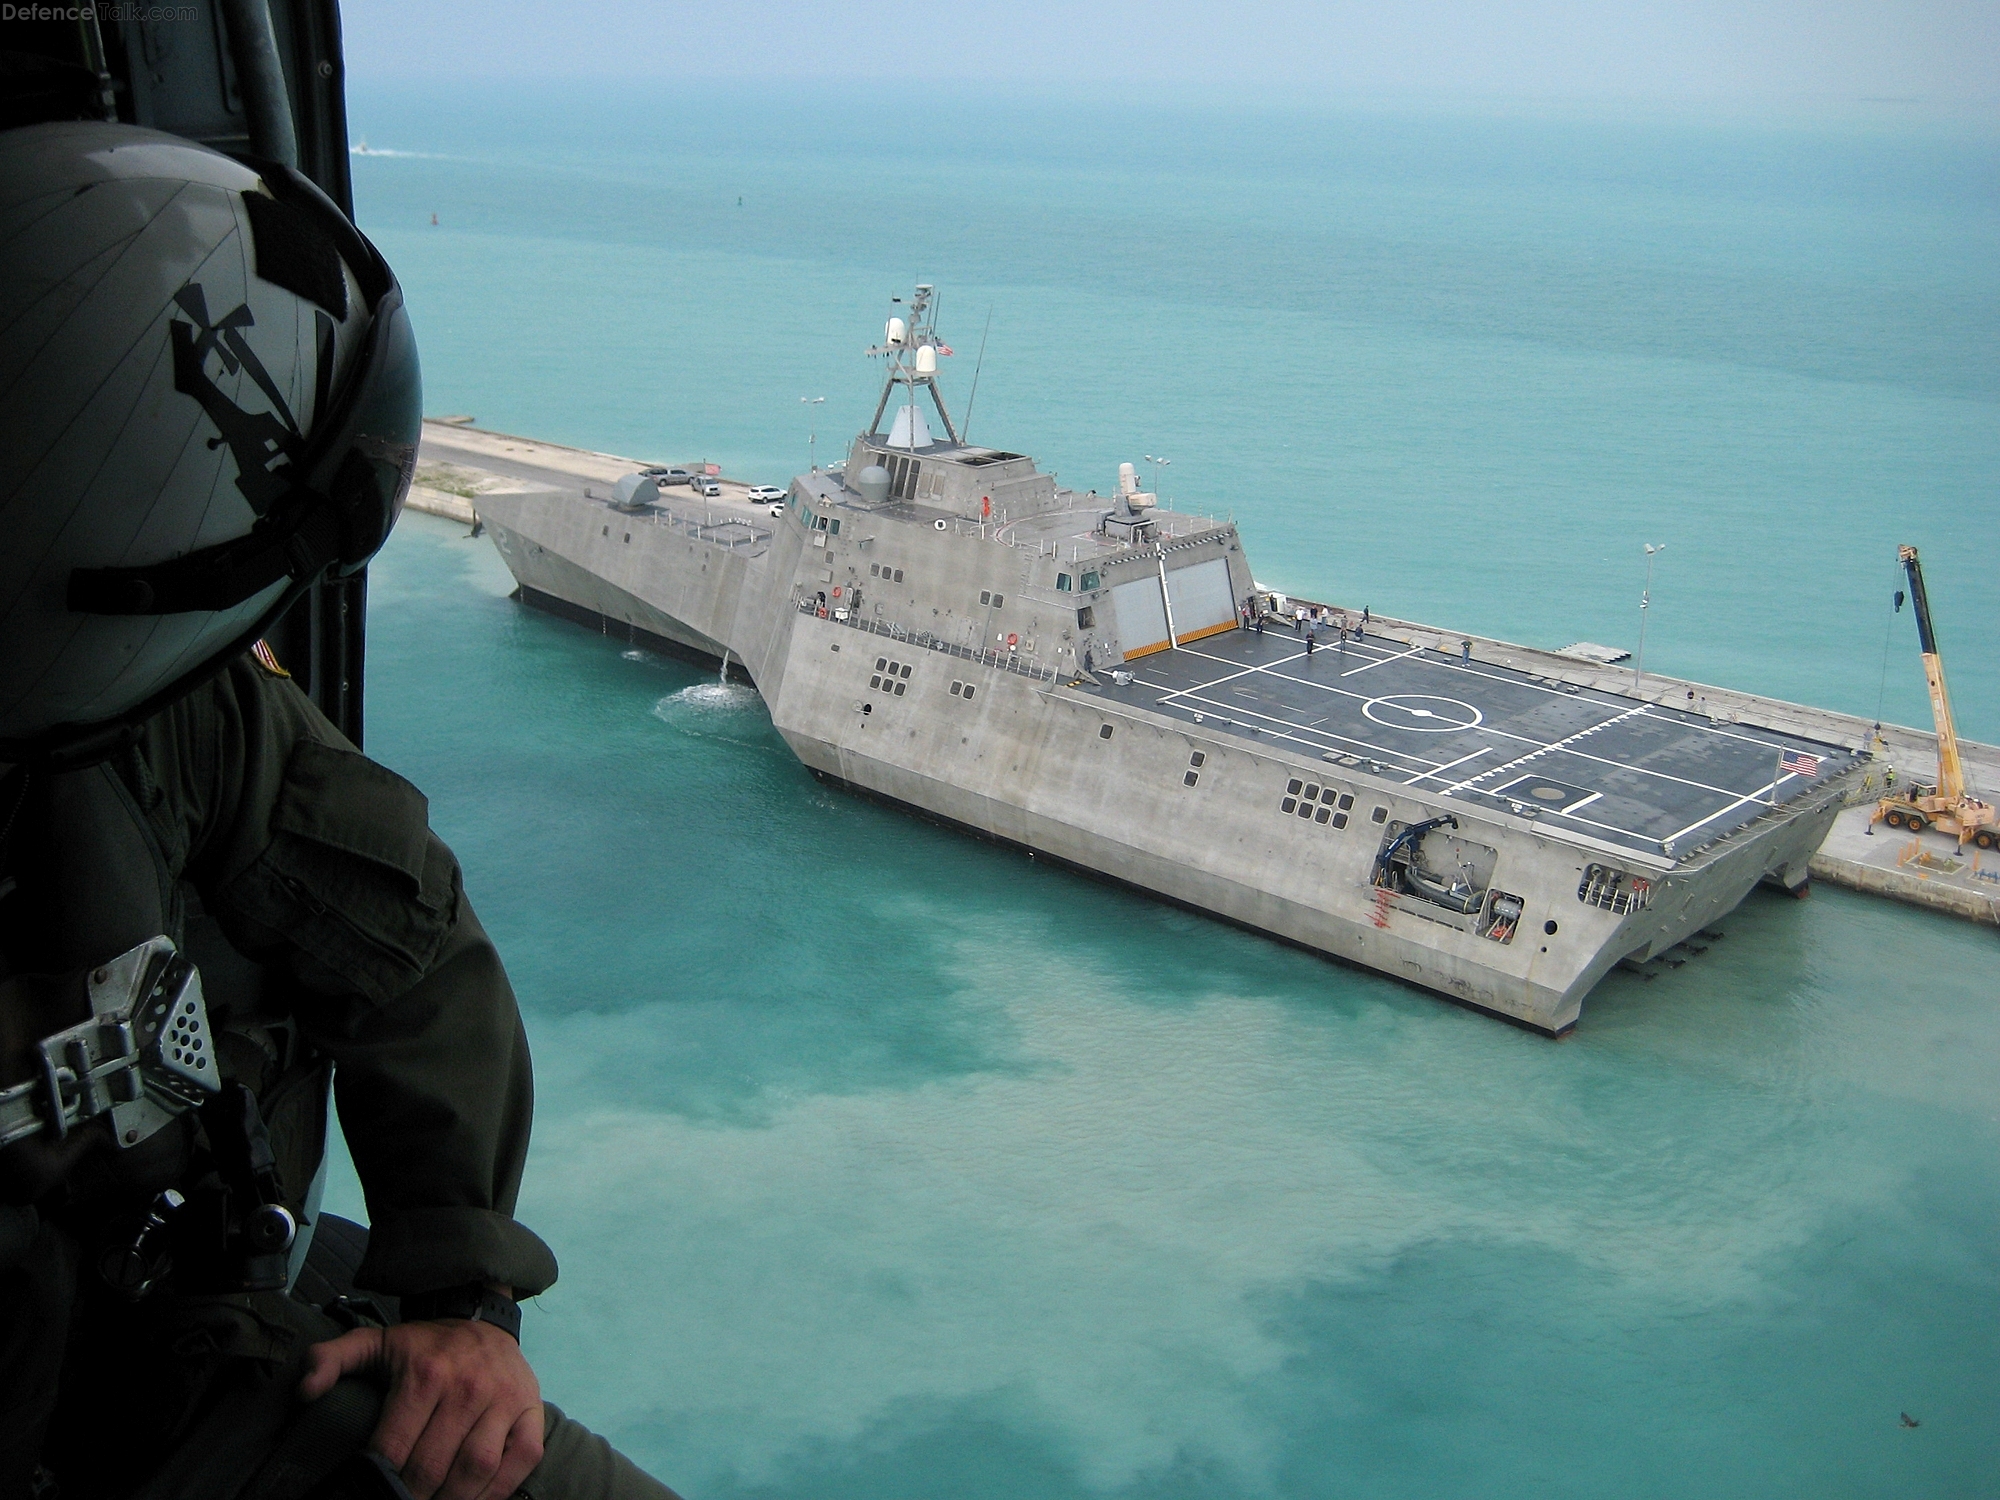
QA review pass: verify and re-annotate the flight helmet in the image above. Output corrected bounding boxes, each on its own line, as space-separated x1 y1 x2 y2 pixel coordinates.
0 121 420 760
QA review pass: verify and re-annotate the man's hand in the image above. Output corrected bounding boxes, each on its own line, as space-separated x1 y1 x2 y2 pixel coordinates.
300 1316 544 1500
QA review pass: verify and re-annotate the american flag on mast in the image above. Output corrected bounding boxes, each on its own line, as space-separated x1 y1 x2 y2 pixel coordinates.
1779 749 1821 777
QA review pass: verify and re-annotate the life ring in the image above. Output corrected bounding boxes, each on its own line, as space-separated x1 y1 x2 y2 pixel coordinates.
832 586 842 598
1006 633 1019 648
934 519 948 531
817 607 827 619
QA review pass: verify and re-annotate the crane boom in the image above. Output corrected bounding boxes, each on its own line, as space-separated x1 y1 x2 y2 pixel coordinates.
1899 544 1965 803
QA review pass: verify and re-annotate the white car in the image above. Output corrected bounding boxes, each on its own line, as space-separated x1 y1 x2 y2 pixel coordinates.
746 485 786 503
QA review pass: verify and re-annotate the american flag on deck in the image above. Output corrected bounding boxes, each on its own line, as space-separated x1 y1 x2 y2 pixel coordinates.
1779 749 1821 777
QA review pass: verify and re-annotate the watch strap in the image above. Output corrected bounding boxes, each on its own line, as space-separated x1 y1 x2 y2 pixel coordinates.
401 1283 521 1342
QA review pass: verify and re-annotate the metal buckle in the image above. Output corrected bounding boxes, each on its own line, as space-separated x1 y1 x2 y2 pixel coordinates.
0 936 220 1149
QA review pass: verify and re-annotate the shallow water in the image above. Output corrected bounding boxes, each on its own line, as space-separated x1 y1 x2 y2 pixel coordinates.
330 92 1999 1496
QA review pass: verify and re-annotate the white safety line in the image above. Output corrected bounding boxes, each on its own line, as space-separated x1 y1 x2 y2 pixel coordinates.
1166 638 1841 829
1403 747 1493 786
1159 647 1311 703
1441 704 1653 795
1340 645 1427 677
1541 803 1646 843
1165 690 1438 772
1661 777 1794 845
1555 790 1604 816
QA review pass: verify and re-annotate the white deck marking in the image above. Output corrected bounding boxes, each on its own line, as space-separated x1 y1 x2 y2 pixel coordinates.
1340 644 1427 677
1152 638 1840 842
1165 690 1438 771
1403 747 1494 786
1340 644 1815 753
1441 704 1653 794
1179 645 1731 803
1157 647 1310 702
1662 777 1795 845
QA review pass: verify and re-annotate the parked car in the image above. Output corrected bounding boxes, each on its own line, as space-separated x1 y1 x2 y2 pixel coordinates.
746 485 786 503
691 475 721 498
640 466 694 486
767 502 786 517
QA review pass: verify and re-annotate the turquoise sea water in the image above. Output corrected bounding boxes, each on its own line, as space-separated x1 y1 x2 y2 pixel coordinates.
333 89 1999 1496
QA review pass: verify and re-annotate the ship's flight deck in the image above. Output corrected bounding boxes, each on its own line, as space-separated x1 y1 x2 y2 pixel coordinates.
1089 627 1862 860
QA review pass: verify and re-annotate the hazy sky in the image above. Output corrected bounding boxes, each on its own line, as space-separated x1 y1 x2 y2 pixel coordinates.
342 0 1998 114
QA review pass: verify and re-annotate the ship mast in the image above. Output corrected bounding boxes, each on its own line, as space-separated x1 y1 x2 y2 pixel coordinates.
865 284 961 448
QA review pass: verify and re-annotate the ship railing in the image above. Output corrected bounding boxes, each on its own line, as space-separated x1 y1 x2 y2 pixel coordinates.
956 509 1232 562
795 598 1058 684
633 503 773 554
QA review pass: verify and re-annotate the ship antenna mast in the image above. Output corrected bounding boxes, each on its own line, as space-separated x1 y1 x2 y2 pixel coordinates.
864 284 961 448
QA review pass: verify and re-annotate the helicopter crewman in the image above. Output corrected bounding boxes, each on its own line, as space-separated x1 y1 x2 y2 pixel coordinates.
0 122 673 1500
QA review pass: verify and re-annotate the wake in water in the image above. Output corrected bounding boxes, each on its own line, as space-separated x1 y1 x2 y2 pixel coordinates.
650 681 765 746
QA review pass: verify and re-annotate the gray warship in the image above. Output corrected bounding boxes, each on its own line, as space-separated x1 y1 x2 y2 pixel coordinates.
469 286 1862 1033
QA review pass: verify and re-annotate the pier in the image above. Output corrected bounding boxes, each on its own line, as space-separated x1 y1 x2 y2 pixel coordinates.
410 419 2000 931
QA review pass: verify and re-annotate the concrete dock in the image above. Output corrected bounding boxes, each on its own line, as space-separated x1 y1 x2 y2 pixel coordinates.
409 418 2000 931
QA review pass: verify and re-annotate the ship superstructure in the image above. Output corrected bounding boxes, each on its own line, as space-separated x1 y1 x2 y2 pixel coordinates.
472 287 1862 1033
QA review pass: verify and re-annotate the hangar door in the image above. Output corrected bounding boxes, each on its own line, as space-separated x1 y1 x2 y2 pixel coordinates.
1165 557 1238 643
1111 577 1171 659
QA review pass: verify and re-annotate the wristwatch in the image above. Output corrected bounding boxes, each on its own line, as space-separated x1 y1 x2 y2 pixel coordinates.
401 1283 522 1342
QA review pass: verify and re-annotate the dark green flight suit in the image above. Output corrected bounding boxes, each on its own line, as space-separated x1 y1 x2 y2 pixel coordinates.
0 652 674 1499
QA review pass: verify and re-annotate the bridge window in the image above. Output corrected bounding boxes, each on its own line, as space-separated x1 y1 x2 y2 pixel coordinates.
1057 574 1073 591
1081 571 1099 590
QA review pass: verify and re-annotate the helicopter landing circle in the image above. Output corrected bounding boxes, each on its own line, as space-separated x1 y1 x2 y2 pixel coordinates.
1360 694 1484 733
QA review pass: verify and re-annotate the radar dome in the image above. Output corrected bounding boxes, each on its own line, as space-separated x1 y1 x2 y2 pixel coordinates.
857 465 892 504
885 317 907 347
914 345 937 375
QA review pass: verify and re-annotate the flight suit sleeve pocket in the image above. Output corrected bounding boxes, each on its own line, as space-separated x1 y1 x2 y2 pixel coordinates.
224 739 463 1006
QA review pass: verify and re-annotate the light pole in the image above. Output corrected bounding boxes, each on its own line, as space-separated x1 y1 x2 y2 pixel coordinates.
1143 453 1170 497
1634 542 1666 689
801 396 825 471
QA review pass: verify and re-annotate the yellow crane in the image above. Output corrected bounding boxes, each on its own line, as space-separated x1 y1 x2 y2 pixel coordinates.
1872 545 1998 850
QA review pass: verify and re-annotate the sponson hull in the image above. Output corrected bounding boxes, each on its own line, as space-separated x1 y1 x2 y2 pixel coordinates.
477 288 1861 1032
